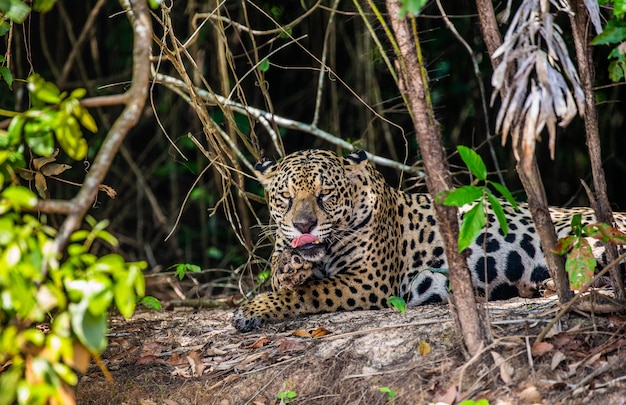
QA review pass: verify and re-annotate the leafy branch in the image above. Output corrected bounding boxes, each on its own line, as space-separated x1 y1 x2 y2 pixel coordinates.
443 146 518 252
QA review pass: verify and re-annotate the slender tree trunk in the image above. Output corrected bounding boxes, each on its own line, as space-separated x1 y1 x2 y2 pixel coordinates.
570 0 624 299
475 0 572 303
386 0 488 356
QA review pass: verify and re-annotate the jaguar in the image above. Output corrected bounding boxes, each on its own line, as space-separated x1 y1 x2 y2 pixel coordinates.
232 149 626 332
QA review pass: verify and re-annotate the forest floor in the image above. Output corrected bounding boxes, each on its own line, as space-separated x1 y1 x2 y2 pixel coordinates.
75 293 626 405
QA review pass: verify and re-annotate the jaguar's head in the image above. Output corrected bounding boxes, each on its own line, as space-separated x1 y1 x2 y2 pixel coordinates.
255 149 368 261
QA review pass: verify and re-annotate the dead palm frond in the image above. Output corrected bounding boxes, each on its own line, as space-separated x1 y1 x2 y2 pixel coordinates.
491 0 585 173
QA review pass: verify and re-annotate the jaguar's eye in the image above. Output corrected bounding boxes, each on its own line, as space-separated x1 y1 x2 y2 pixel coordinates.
318 188 333 200
279 191 291 199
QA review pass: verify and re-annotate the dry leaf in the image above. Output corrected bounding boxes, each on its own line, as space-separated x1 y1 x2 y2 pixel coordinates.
310 327 331 338
518 385 543 404
550 350 566 370
531 341 554 357
418 340 431 356
292 329 310 337
186 350 205 376
433 383 457 405
277 338 308 353
247 335 270 349
490 351 514 385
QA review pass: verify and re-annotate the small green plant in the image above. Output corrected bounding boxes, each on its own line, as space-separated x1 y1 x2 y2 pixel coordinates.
554 213 626 288
277 390 297 404
169 263 202 280
387 296 406 314
458 399 489 405
442 146 518 252
379 386 397 402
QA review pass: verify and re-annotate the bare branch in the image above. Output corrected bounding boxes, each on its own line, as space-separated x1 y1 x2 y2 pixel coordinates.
39 0 152 263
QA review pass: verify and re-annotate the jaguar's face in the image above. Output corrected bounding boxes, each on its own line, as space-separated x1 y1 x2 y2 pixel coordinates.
256 150 364 261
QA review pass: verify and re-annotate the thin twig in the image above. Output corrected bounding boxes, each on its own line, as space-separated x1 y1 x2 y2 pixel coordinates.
534 251 626 345
153 73 425 176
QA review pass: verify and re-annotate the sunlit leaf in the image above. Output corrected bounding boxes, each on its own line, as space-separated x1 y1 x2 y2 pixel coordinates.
2 0 31 23
458 201 485 252
388 295 406 314
398 0 428 17
565 239 596 288
487 192 508 236
457 145 487 181
27 74 62 104
68 300 107 352
489 181 518 209
140 296 161 310
444 185 483 207
259 58 270 72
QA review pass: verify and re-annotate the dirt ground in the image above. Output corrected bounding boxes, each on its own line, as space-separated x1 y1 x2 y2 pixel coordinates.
74 294 626 405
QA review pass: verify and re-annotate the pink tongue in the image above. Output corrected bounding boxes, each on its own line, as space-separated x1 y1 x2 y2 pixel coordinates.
291 234 319 248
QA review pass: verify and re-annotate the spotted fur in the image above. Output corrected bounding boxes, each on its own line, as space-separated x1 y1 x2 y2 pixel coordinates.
232 149 626 331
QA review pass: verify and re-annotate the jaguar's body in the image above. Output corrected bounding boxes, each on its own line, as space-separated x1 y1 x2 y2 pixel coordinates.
232 149 626 332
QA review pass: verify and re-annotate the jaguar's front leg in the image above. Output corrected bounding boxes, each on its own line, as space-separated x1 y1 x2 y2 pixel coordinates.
232 272 393 332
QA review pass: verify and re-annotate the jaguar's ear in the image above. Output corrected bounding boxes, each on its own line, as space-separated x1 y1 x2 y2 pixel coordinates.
342 150 369 176
254 159 278 187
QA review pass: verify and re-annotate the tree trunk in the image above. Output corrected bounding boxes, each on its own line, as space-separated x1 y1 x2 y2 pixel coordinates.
569 0 624 299
385 0 488 356
475 0 572 303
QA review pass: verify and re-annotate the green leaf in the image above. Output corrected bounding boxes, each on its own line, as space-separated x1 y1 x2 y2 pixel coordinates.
2 0 31 23
615 0 626 16
608 59 626 82
73 105 98 133
443 185 483 207
0 66 13 88
489 181 518 209
398 0 428 17
24 129 55 156
387 295 406 314
457 145 487 181
68 300 107 352
565 239 596 289
487 192 508 236
592 21 626 45
2 186 37 209
140 296 161 310
259 58 270 72
27 74 62 104
148 0 162 9
33 0 57 12
6 116 25 147
458 201 485 252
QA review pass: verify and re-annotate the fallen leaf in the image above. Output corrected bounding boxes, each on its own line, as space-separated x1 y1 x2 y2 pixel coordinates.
531 341 554 357
277 338 308 353
291 329 310 338
518 386 543 403
432 383 457 405
186 350 205 376
418 340 431 356
247 335 270 349
310 327 331 338
491 351 514 385
550 350 566 370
